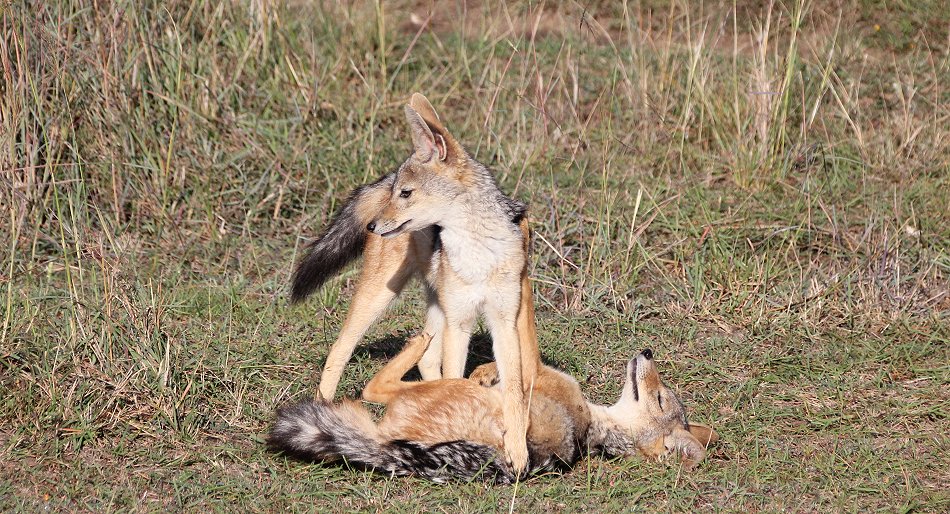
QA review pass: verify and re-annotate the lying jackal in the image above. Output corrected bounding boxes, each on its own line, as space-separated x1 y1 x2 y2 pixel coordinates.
269 334 717 483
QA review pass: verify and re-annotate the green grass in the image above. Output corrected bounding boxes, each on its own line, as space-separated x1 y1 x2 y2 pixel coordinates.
2 0 948 511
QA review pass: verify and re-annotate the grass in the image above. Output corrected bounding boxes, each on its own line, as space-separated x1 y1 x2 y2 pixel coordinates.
2 0 948 511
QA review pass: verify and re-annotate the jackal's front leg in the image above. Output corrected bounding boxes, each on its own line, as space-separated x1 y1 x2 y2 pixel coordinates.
485 306 529 475
440 311 476 379
416 288 446 380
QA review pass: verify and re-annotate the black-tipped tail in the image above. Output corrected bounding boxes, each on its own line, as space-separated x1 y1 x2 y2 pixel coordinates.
291 173 394 303
268 398 513 483
385 439 515 484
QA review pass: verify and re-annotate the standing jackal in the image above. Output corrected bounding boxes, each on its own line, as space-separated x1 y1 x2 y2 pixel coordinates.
290 93 538 472
269 334 718 483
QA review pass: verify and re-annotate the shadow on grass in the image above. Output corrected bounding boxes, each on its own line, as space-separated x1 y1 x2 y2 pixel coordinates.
354 331 497 380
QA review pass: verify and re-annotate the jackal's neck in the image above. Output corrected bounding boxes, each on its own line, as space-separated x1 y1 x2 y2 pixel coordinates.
585 403 639 457
445 160 524 226
434 159 525 271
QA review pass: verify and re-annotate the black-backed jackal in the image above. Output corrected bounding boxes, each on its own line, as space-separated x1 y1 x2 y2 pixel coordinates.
290 93 539 472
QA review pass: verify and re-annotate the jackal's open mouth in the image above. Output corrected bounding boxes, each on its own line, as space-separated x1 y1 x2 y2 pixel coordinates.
381 219 412 238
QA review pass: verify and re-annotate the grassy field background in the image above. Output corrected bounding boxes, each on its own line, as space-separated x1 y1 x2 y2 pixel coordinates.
2 0 948 511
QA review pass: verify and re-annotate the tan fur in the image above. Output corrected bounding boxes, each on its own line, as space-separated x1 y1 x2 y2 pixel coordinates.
352 185 392 228
315 231 429 398
362 334 718 472
316 193 538 401
515 218 540 383
364 334 506 448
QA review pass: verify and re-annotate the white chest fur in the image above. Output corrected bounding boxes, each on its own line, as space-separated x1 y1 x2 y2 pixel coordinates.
438 221 522 284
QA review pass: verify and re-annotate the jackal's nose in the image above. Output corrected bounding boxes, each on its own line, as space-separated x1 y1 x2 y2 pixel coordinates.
641 348 653 360
366 221 376 232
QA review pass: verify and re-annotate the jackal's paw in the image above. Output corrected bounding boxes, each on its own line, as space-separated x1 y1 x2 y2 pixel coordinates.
405 332 433 350
502 432 530 475
469 362 499 387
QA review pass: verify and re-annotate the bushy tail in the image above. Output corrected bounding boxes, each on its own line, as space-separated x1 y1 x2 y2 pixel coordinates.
290 173 394 303
268 399 514 484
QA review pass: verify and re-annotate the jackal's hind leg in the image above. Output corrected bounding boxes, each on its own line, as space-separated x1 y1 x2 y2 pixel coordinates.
317 238 415 399
362 333 432 404
516 271 540 388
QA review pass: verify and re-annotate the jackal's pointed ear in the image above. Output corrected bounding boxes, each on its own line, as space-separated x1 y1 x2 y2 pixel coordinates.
687 422 718 447
405 105 442 163
405 93 461 163
409 93 443 129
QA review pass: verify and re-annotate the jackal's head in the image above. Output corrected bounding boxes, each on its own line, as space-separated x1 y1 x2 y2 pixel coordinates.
596 349 718 469
366 93 475 238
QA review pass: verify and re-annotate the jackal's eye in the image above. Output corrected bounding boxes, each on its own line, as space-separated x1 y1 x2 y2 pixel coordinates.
399 189 412 199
